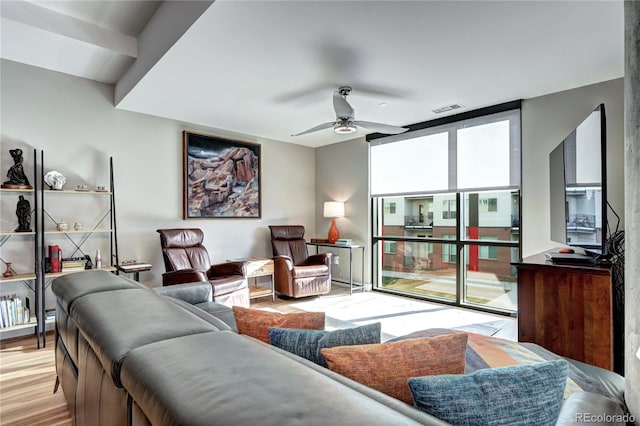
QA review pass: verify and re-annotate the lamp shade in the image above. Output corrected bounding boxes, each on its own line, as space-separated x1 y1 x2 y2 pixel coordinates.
324 201 345 218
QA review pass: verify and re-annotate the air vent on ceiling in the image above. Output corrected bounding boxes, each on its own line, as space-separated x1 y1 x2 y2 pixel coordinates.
432 104 464 114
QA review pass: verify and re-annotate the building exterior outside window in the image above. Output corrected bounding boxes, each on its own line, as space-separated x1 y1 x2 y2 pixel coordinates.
370 103 522 314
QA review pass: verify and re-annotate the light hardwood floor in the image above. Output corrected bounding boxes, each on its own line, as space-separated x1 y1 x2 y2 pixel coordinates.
0 285 515 425
0 333 72 426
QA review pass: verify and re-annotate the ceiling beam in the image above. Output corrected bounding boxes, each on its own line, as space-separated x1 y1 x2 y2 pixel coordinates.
0 1 137 57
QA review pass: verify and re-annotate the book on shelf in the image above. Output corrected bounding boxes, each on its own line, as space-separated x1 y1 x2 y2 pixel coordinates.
310 238 330 243
61 266 87 273
335 238 354 245
62 256 88 269
49 245 61 273
0 295 30 328
62 261 86 268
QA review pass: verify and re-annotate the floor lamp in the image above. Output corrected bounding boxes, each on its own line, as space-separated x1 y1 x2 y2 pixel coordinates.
324 201 345 244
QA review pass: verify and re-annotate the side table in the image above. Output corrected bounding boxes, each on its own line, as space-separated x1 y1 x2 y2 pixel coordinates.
306 241 365 295
229 257 274 302
116 262 152 282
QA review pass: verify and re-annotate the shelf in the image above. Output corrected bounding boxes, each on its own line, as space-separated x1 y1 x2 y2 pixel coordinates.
43 189 111 195
44 229 112 234
0 231 36 236
44 266 116 278
0 317 37 332
0 187 35 193
0 273 37 283
249 286 273 299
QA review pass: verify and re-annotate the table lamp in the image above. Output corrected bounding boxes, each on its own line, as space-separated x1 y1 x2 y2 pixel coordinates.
324 201 345 244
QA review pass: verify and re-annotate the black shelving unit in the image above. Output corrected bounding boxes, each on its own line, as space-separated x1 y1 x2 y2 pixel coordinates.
39 153 119 347
0 148 41 348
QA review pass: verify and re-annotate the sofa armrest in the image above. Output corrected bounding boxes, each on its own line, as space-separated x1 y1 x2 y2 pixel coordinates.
209 261 246 278
556 392 627 425
152 282 213 304
306 253 331 267
162 269 207 286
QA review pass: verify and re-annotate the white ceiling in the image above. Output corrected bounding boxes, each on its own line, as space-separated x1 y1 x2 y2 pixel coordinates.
1 0 624 148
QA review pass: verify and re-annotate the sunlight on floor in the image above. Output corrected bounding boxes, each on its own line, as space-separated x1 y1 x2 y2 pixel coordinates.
257 286 517 342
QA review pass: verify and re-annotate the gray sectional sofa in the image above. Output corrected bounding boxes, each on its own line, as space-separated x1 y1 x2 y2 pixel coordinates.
52 271 627 425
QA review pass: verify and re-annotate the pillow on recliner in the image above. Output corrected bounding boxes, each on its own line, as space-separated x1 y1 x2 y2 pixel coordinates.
407 359 568 426
232 306 325 344
268 323 381 367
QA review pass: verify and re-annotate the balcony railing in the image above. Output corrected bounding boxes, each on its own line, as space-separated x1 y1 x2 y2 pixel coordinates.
567 214 596 229
405 215 433 227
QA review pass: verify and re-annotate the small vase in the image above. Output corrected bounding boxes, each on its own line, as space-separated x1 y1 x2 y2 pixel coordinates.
3 262 15 278
328 219 340 244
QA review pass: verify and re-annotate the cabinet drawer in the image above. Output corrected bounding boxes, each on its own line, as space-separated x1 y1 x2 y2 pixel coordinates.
246 260 274 277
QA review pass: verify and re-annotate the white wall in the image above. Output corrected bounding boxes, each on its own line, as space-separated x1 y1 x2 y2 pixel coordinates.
315 137 369 286
521 78 624 256
0 59 316 317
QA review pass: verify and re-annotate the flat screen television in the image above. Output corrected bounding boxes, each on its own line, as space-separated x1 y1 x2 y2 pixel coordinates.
549 104 607 255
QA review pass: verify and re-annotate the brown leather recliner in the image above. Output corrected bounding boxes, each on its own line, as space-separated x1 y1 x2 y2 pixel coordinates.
269 225 331 298
156 228 249 307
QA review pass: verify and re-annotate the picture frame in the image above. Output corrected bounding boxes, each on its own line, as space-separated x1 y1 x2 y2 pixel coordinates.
183 131 261 219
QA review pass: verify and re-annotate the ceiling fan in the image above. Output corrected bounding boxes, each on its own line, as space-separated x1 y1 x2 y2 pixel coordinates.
291 86 409 137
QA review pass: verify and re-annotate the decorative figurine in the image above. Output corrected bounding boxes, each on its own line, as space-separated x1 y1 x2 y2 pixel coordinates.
15 195 32 232
44 170 66 190
2 262 15 278
2 148 32 189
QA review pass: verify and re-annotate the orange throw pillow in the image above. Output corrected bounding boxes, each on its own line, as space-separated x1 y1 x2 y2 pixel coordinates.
232 306 325 344
321 333 468 404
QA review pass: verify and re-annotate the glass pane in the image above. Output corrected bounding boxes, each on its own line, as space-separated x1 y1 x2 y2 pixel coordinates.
378 194 456 238
463 190 520 243
370 132 449 195
379 240 456 302
462 245 518 312
457 120 511 189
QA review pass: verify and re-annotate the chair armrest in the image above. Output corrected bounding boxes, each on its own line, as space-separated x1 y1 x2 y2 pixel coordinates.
306 253 332 267
272 255 294 271
209 261 246 278
162 269 207 286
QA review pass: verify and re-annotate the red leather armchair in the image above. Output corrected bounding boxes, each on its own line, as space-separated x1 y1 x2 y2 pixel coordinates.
156 228 249 307
269 225 331 298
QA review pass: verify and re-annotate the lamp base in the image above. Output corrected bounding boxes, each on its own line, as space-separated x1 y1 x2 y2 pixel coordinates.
328 218 340 244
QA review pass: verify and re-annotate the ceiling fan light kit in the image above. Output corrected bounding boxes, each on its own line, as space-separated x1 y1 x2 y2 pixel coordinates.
291 86 408 137
334 122 357 134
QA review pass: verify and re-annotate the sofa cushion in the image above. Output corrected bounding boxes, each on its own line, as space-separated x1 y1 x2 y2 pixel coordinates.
232 306 324 343
52 270 141 314
268 322 381 367
70 288 220 387
407 359 568 426
321 333 468 404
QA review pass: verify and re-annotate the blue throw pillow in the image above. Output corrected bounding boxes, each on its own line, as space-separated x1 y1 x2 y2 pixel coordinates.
407 359 568 426
268 323 381 367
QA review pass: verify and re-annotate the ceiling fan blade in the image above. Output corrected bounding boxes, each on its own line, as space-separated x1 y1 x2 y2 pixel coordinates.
333 91 354 120
291 121 335 137
355 121 409 135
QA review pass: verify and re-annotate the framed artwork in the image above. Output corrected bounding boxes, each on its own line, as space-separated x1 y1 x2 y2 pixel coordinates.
183 131 261 219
